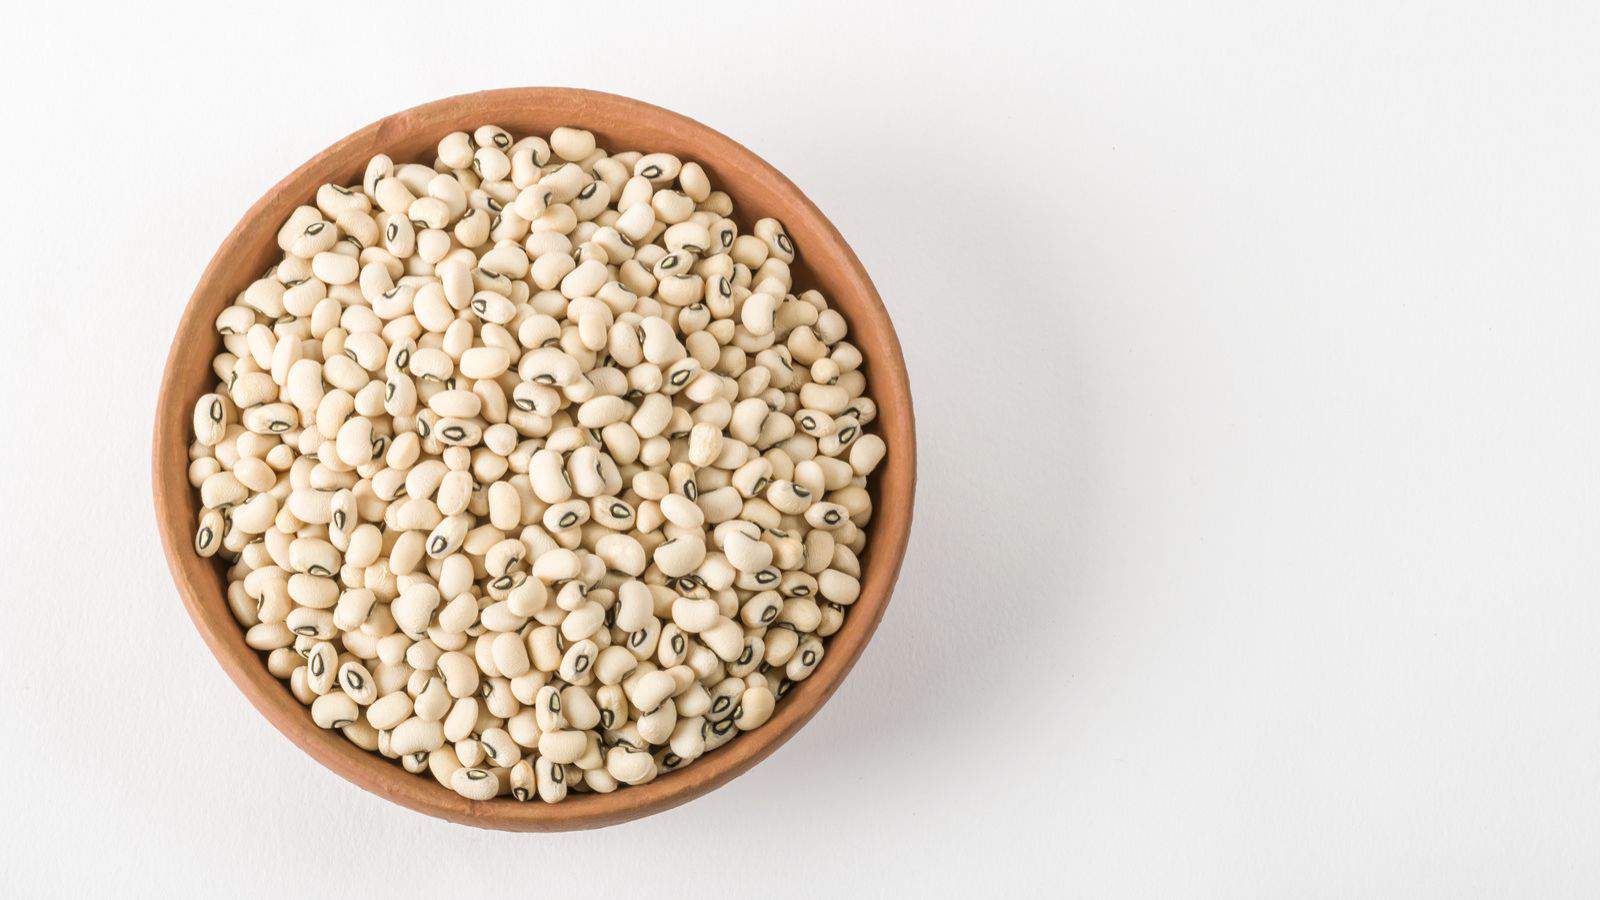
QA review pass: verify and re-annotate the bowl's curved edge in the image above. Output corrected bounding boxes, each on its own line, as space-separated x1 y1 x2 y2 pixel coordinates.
152 87 916 831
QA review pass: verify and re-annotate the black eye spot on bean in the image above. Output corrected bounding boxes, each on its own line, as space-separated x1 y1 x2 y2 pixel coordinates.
670 368 692 387
760 606 778 623
385 222 398 242
551 765 564 784
429 535 448 555
574 654 592 674
578 182 598 200
641 165 662 179
410 219 427 230
332 718 353 728
513 787 530 801
611 502 631 519
466 768 488 781
534 374 555 385
333 510 346 530
269 420 289 433
442 425 468 441
294 626 317 636
671 634 686 654
332 184 352 195
838 426 857 443
683 481 698 501
800 415 817 431
599 708 614 729
756 569 778 585
777 680 794 699
306 222 325 235
558 511 579 528
777 232 794 254
801 650 818 666
196 526 214 550
492 575 514 590
487 197 504 213
493 132 510 148
344 669 365 689
736 645 754 666
629 629 648 648
824 510 841 525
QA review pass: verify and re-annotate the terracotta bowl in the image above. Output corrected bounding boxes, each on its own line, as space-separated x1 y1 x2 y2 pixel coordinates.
151 88 916 830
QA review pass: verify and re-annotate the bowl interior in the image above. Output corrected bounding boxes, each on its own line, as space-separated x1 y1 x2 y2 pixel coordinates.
153 87 915 830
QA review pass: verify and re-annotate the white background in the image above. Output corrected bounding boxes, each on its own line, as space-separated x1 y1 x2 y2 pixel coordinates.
3 1 1598 895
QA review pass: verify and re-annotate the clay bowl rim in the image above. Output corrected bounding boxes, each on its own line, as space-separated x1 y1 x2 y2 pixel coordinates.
151 87 916 831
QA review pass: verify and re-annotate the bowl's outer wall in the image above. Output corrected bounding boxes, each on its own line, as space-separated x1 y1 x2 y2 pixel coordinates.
153 88 916 831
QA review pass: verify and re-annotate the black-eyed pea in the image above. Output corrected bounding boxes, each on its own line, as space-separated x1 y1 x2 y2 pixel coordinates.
426 746 463 788
414 676 451 723
192 393 233 447
626 669 676 714
825 566 864 602
700 616 745 662
305 641 338 694
311 691 360 729
785 635 825 682
509 759 535 801
817 601 846 637
535 754 569 802
670 596 718 634
733 685 776 732
637 698 676 745
605 746 656 786
557 639 599 685
392 716 446 755
286 608 336 640
537 729 587 765
338 660 377 705
761 479 811 516
443 695 479 742
480 727 520 769
829 485 873 524
804 501 850 530
367 692 412 731
780 571 819 601
532 683 567 734
705 677 744 723
450 766 498 801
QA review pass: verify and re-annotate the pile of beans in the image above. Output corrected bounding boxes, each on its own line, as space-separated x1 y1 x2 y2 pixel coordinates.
186 124 883 802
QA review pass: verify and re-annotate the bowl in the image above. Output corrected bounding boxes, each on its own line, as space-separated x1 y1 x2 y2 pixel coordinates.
152 87 915 830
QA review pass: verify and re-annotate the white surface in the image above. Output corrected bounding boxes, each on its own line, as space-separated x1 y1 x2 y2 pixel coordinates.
3 1 1599 895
